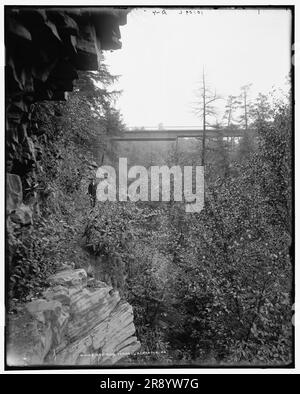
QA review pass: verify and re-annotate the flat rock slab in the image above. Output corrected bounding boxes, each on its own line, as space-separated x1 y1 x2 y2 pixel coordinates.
48 269 87 288
7 267 140 366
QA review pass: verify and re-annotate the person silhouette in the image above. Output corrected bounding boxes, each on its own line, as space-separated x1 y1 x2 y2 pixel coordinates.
88 178 97 207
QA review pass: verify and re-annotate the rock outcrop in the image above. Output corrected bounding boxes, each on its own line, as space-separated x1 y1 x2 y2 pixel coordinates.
7 268 140 366
5 7 128 201
5 7 139 368
6 173 33 228
6 174 23 213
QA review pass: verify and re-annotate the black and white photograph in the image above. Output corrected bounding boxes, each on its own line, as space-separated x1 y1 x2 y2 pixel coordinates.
3 4 295 370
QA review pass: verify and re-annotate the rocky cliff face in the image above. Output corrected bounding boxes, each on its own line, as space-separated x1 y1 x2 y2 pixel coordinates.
7 268 140 366
5 7 128 200
5 8 140 367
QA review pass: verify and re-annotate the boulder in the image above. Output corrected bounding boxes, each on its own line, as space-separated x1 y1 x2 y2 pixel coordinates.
6 173 23 213
7 267 140 366
48 269 87 288
10 203 33 225
43 286 71 305
26 299 63 324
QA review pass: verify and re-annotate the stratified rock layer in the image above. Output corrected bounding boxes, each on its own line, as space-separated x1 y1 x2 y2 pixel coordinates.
5 7 128 201
7 268 140 366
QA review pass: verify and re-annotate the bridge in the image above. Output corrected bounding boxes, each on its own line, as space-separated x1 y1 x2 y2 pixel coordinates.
111 128 247 141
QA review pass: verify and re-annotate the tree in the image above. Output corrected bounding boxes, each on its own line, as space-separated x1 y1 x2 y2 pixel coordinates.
223 95 239 127
238 84 252 131
194 69 221 166
236 92 272 163
249 93 272 125
235 130 255 162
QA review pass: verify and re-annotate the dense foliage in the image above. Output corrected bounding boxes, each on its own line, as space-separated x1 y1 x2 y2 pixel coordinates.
83 91 293 365
8 66 124 301
8 65 293 366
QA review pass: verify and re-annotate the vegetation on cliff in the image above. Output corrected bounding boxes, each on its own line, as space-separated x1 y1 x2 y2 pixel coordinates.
7 65 293 366
7 65 124 300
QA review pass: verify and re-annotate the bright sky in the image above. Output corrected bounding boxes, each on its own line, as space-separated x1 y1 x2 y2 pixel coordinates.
104 8 291 128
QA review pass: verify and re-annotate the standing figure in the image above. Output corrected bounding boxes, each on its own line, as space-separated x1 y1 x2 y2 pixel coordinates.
88 178 97 207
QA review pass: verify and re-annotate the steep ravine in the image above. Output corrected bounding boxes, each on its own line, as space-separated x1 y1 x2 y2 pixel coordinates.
5 7 142 367
6 173 141 366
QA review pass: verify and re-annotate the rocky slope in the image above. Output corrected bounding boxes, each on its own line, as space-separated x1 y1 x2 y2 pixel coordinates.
5 7 141 367
7 267 140 366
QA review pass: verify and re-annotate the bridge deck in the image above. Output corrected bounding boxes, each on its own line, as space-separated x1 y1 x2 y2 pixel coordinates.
111 128 247 141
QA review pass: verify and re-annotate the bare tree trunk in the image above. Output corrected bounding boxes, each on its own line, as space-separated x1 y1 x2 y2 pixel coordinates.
244 91 248 131
197 69 220 166
227 97 232 127
201 70 206 167
227 106 232 127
